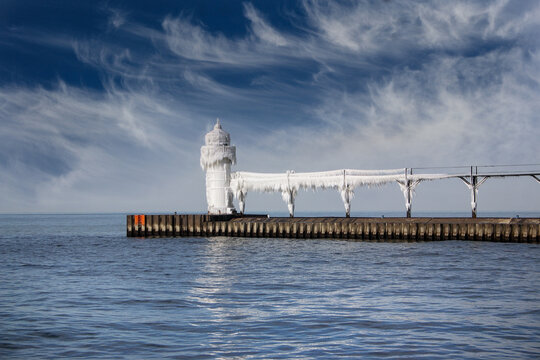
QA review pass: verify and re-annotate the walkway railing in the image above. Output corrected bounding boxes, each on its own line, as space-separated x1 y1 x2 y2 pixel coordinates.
230 164 540 218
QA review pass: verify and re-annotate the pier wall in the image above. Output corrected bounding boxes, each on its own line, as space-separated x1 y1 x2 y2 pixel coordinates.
127 215 539 243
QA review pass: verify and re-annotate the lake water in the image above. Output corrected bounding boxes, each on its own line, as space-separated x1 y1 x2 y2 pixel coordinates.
1 214 539 359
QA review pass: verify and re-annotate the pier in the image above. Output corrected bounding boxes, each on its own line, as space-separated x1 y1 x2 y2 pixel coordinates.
127 214 539 243
126 121 539 243
197 120 539 219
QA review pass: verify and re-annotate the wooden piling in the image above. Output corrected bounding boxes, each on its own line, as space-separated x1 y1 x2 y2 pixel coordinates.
165 215 172 236
126 215 133 237
176 215 181 236
127 214 539 243
145 215 152 236
194 215 201 236
140 215 146 236
150 215 157 236
159 215 164 236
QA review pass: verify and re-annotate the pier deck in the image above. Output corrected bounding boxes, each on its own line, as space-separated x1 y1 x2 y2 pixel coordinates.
127 215 539 243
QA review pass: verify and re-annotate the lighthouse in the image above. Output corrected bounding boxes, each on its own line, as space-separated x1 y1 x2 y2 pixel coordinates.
200 119 236 214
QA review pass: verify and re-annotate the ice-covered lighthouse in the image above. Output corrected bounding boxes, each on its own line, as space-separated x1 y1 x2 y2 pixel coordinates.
200 119 236 214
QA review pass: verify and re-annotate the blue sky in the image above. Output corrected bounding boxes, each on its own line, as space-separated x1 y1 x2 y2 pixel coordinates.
1 0 539 214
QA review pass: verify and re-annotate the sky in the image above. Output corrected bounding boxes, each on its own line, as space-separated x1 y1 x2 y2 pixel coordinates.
1 0 539 215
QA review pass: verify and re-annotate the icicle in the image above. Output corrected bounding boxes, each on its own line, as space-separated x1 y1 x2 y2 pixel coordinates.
230 168 448 217
469 184 478 215
281 170 297 217
397 170 421 218
340 187 353 217
397 181 411 214
200 146 236 170
281 190 295 217
340 169 353 217
238 191 246 214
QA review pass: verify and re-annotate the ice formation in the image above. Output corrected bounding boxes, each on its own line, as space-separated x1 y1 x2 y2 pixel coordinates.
201 121 451 216
200 119 236 214
230 170 450 217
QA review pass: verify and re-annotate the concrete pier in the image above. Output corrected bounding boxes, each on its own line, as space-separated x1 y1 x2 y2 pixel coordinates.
127 214 539 243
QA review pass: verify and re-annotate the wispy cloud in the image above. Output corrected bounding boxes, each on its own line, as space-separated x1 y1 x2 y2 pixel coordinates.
1 1 539 213
243 3 289 47
0 81 204 213
302 0 539 53
107 8 127 30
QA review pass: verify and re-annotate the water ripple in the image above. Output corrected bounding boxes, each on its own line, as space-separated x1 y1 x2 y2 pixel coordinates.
0 214 539 359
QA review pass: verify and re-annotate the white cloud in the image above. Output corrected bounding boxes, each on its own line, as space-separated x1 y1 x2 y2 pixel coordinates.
262 48 540 166
108 8 127 29
231 44 540 213
0 82 207 213
243 3 289 46
301 0 540 54
160 14 289 67
1 1 539 213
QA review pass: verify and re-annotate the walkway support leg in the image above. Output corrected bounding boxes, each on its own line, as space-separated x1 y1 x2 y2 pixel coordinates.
471 175 477 218
238 191 246 214
406 181 412 218
282 190 296 218
460 168 488 219
340 187 352 218
288 201 295 218
398 173 419 219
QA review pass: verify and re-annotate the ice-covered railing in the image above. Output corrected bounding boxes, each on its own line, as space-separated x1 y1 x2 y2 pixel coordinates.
231 169 450 217
229 164 540 217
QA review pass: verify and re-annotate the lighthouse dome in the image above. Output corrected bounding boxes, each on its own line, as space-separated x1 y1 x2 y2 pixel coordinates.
205 119 230 146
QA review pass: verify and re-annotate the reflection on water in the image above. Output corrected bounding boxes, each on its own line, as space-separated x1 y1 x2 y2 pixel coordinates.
0 214 539 359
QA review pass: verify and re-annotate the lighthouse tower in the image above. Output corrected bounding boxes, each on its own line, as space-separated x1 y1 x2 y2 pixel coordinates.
200 119 236 214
